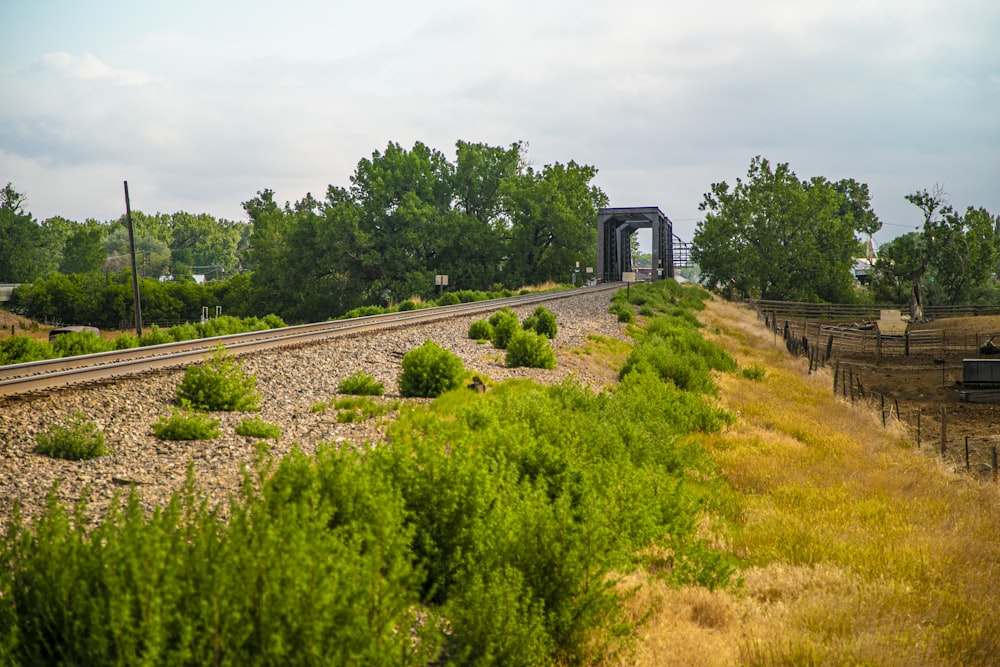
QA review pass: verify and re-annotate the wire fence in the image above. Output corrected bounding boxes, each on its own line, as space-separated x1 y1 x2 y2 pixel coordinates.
832 362 999 481
752 303 1000 482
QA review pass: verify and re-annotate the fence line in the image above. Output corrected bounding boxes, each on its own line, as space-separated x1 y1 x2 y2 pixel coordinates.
830 362 998 481
759 311 1000 359
751 299 1000 321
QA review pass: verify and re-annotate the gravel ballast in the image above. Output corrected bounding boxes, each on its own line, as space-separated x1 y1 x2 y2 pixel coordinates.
0 290 626 531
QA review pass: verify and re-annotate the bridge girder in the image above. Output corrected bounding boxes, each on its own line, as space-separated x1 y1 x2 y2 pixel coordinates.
596 207 674 282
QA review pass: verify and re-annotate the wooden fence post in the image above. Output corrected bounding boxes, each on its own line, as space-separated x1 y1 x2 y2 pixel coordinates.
916 408 921 448
940 407 947 457
965 436 970 471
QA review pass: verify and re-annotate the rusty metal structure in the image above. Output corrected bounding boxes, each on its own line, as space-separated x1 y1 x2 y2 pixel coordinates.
596 206 675 282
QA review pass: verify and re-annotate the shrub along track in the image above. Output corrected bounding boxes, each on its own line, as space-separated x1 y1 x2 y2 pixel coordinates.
0 284 619 397
0 286 627 533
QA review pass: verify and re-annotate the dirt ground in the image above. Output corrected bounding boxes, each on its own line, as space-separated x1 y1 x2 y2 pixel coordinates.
830 315 1000 473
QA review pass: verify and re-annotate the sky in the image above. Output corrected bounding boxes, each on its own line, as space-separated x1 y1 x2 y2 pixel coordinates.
1 0 997 251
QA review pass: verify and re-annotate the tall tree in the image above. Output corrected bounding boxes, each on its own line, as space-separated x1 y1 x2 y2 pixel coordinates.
875 190 999 315
59 219 108 274
501 161 607 287
0 183 59 282
692 157 881 302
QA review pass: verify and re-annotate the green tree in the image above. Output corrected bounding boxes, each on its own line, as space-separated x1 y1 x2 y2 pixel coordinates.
165 212 244 278
59 219 108 274
692 156 881 302
874 189 999 314
501 161 607 286
0 183 59 282
104 225 171 278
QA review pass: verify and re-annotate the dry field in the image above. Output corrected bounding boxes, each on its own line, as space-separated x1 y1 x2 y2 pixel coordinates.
617 298 1000 666
833 315 1000 472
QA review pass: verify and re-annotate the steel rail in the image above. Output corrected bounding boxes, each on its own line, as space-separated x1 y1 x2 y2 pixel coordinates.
0 284 620 397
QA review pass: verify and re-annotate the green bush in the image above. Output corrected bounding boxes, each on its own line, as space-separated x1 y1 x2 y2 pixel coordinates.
34 412 107 460
0 335 53 365
741 364 767 381
436 292 460 306
167 322 201 342
343 305 388 319
505 330 557 369
152 410 221 440
399 340 465 398
489 308 521 349
111 332 139 350
50 331 108 357
235 417 282 440
337 371 385 396
522 305 558 339
467 319 493 341
138 324 173 346
175 345 262 412
397 299 417 311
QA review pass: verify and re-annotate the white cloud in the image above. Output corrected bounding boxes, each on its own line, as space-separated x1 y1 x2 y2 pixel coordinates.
40 51 151 86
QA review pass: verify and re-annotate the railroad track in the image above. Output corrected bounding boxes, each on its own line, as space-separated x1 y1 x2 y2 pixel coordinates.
0 284 620 397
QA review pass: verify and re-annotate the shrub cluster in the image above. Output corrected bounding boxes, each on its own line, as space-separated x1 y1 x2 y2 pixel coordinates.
235 417 282 440
151 410 222 440
0 279 740 665
488 307 521 349
522 305 558 339
336 371 385 396
398 340 466 398
619 285 737 395
0 314 288 367
505 329 557 369
34 412 106 460
175 345 262 412
467 319 493 341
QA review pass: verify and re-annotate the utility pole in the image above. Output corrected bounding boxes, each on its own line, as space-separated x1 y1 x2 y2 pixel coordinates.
124 181 143 336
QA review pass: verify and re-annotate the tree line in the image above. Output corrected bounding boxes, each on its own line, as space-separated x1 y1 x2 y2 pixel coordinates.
2 141 606 326
692 156 999 317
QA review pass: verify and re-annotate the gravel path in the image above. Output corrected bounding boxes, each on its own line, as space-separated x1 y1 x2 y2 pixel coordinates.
0 291 626 531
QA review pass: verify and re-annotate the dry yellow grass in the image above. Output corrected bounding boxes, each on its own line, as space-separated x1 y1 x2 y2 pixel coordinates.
612 297 1000 667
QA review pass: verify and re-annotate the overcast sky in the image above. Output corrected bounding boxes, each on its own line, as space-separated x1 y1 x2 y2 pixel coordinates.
1 0 997 249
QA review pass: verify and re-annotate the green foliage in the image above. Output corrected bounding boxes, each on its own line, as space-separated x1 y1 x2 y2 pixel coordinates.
0 183 59 282
436 292 461 306
330 397 398 423
337 370 385 396
235 417 282 440
741 364 767 381
0 279 741 664
489 307 521 349
505 329 557 369
693 156 881 302
175 345 262 412
111 332 139 350
138 324 173 346
152 410 221 440
0 452 437 665
467 319 493 341
619 287 737 395
50 330 108 357
343 305 389 319
398 340 465 398
34 412 107 460
872 190 1000 314
522 305 558 339
0 335 54 365
609 299 635 323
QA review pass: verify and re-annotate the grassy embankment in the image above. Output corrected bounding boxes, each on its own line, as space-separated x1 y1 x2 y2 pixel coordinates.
619 296 1000 667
